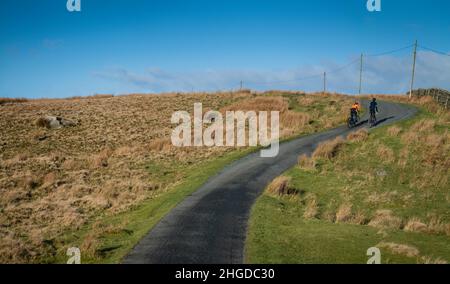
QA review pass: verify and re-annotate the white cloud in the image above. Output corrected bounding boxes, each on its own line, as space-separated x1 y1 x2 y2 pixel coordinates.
94 51 450 95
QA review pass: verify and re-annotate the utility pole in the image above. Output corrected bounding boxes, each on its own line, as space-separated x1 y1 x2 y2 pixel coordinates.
409 40 418 99
323 72 327 94
240 80 243 91
359 53 363 95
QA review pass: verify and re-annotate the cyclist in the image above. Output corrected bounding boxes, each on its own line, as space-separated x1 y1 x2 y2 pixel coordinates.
350 101 360 122
369 98 378 126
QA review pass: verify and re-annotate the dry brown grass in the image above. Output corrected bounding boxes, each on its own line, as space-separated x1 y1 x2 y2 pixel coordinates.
387 126 402 137
400 130 419 145
377 242 420 258
223 96 288 113
351 210 368 225
365 191 398 205
0 98 28 105
427 216 450 236
376 145 395 163
89 148 113 168
404 217 428 233
420 256 448 264
312 136 345 160
0 91 363 263
0 91 251 263
266 176 298 196
223 96 310 137
335 203 353 223
297 154 315 170
368 210 403 230
347 129 368 143
148 137 173 152
410 119 436 133
303 195 319 219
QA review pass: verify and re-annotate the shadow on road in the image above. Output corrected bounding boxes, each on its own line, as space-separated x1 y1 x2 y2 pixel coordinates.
352 116 395 128
374 116 395 126
356 119 368 127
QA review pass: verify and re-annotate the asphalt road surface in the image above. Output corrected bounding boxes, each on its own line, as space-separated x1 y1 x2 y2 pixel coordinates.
123 100 417 264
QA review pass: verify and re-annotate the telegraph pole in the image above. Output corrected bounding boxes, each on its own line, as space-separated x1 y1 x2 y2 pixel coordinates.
409 40 418 99
323 72 327 94
240 80 243 91
359 53 363 95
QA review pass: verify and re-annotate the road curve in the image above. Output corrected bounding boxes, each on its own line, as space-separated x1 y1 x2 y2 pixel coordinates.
123 100 417 264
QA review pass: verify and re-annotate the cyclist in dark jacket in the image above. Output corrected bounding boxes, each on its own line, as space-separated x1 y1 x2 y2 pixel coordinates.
369 98 378 114
369 98 379 127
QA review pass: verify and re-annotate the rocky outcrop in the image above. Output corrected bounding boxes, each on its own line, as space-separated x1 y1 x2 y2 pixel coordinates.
36 116 77 129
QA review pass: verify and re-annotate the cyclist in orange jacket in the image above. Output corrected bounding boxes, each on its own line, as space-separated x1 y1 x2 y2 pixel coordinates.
350 101 361 122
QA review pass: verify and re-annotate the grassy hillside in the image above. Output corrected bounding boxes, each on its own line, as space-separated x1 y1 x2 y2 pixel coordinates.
0 91 354 263
246 96 449 264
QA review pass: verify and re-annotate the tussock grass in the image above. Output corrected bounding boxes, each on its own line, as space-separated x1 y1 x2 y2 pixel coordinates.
303 195 319 219
312 137 345 160
148 137 173 152
347 129 368 142
377 242 420 258
387 126 402 137
368 210 403 230
90 148 113 168
267 176 298 196
297 154 316 170
249 96 450 263
428 216 450 236
404 218 428 233
420 256 448 264
335 203 353 223
376 145 395 163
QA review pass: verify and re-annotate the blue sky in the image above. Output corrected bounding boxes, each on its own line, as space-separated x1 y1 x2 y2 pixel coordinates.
1 0 450 98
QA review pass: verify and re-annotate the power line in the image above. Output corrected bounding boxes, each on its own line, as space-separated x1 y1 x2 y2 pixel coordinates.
366 44 414 57
245 44 416 87
418 45 450 57
236 42 448 93
326 58 360 74
246 58 359 87
245 73 323 86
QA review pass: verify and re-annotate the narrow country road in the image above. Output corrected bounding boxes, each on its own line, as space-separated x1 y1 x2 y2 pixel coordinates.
123 100 417 264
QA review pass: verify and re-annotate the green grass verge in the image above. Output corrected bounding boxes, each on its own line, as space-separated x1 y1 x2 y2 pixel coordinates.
47 148 256 264
246 194 450 264
246 105 450 264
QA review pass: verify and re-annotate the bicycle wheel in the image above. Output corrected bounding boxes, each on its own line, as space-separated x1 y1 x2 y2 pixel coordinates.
347 117 353 128
369 112 376 127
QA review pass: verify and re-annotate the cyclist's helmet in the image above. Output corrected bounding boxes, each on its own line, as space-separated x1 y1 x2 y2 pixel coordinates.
372 98 376 102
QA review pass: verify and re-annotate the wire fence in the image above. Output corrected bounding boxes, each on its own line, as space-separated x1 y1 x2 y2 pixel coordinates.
411 88 450 109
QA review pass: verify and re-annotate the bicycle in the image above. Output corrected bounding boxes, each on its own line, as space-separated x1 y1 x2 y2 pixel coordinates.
369 110 377 127
347 110 358 128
